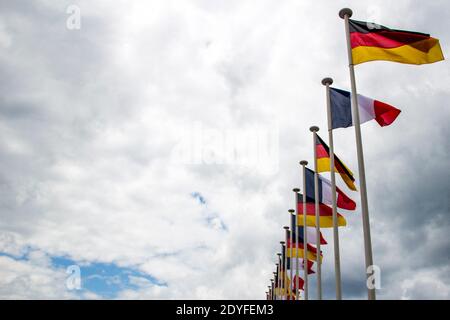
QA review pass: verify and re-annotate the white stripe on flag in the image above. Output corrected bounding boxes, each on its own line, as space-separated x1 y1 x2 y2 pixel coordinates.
287 258 306 272
306 227 320 245
357 94 376 124
320 176 333 206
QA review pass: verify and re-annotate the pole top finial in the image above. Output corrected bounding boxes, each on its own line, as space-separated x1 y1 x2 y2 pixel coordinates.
321 77 333 86
310 126 319 132
288 209 295 213
292 188 300 192
283 226 289 230
339 8 353 19
277 253 281 256
299 160 308 166
280 241 285 245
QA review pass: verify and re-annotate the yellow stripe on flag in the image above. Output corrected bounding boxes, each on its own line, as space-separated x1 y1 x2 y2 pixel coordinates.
287 247 322 263
317 158 357 191
297 214 347 228
352 38 444 65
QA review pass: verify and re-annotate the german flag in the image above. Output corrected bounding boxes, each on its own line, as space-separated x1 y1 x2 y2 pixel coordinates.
315 134 357 191
286 239 322 262
349 19 444 65
296 192 347 228
297 202 347 228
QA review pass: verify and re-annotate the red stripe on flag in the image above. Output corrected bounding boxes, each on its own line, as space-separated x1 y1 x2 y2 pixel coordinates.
336 186 356 210
373 100 401 126
298 202 333 216
316 144 329 159
286 240 319 255
350 30 430 49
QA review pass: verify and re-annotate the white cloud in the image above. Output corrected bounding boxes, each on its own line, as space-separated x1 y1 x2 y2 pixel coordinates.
0 0 449 299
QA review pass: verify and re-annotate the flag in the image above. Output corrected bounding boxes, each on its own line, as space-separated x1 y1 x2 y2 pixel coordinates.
292 275 305 291
349 19 444 65
286 257 315 275
314 138 357 192
297 193 347 228
298 168 356 213
291 214 327 245
279 266 296 300
275 284 296 299
329 87 401 129
298 226 327 245
286 238 322 262
274 287 295 298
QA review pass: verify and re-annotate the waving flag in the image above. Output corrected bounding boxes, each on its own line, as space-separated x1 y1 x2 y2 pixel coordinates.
349 19 444 65
286 238 322 262
298 226 327 245
290 214 327 245
314 137 357 191
329 87 401 129
287 257 315 275
305 166 356 208
291 275 305 291
297 194 347 228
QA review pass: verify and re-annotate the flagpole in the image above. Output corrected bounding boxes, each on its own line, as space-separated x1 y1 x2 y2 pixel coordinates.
292 189 300 300
270 280 274 300
276 258 281 300
288 208 296 299
339 7 376 300
284 227 290 300
274 267 277 300
273 271 278 300
280 243 286 301
299 160 309 300
310 126 322 300
322 77 343 300
269 279 273 300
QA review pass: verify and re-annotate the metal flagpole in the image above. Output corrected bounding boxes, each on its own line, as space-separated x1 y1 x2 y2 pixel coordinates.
284 227 290 300
299 160 308 300
277 253 282 300
268 286 271 300
322 77 343 300
288 209 295 299
280 241 286 300
339 7 376 300
270 280 274 300
292 188 301 300
276 258 281 300
310 126 322 300
273 271 277 300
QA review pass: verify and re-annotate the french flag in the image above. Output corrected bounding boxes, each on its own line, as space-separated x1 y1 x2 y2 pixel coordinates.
304 167 356 211
330 87 401 129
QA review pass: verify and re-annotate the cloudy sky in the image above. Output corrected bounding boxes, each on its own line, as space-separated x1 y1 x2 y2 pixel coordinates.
0 0 449 300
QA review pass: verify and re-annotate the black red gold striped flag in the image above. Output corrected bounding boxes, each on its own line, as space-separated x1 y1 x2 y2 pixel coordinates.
349 19 444 65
